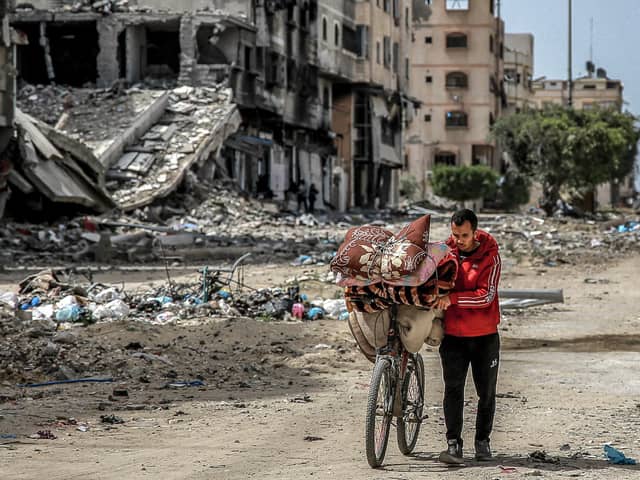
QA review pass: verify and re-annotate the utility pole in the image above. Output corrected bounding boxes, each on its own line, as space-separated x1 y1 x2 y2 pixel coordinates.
567 0 573 107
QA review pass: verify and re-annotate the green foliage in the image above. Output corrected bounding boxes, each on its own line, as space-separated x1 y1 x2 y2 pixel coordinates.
498 170 530 211
399 174 419 201
431 165 499 202
491 105 639 214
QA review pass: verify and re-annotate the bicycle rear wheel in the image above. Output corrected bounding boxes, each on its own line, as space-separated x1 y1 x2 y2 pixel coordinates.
365 357 394 468
397 353 425 455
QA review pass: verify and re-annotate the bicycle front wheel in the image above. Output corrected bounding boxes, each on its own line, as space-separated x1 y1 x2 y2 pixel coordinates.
397 353 425 455
365 357 394 468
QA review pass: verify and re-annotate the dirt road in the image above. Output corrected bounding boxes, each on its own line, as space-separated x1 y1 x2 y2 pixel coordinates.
1 253 640 479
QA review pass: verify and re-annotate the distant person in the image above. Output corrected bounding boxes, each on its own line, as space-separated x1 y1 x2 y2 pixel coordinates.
297 179 307 213
308 183 318 214
434 208 502 465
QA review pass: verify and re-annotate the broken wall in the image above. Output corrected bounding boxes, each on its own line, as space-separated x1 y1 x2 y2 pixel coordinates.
134 0 252 19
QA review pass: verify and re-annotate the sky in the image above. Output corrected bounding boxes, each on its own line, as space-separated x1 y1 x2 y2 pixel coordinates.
501 0 640 116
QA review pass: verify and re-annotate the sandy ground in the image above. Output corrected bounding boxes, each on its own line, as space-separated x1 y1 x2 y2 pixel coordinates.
1 250 640 479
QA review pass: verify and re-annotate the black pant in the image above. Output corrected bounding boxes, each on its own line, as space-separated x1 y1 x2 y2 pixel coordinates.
439 333 500 444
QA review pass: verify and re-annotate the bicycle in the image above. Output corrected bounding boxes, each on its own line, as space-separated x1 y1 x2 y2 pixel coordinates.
365 304 426 468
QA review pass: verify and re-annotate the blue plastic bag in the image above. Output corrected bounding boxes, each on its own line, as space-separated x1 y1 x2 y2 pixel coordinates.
604 445 637 465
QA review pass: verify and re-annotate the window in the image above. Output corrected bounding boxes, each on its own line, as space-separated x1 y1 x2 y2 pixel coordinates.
489 34 494 53
405 58 409 80
376 41 380 64
356 25 369 58
323 87 330 110
334 23 340 46
446 0 469 10
405 7 409 29
424 114 431 122
446 32 467 48
244 46 252 70
490 0 494 14
384 0 389 13
446 71 468 88
392 42 399 73
435 152 456 165
445 111 468 128
606 81 618 89
583 84 596 90
489 112 495 125
383 36 391 68
342 25 358 54
425 36 432 44
322 17 327 41
425 75 432 83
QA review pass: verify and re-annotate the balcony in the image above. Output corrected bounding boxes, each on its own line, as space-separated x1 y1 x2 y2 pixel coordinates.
317 48 356 81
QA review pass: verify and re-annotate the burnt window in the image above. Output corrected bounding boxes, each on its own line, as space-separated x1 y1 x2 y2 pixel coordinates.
445 111 468 128
424 114 432 122
446 32 467 48
425 75 433 83
425 36 432 44
322 17 327 41
446 71 468 88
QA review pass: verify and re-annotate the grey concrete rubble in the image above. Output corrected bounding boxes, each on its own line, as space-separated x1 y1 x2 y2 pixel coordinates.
108 85 240 210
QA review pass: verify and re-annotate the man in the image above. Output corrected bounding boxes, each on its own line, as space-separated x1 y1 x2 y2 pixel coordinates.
434 208 501 464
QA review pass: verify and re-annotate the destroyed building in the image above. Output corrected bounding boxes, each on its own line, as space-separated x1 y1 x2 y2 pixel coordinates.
1 0 417 219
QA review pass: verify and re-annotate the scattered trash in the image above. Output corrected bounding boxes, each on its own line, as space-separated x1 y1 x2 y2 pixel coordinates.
29 430 57 440
100 415 125 425
498 465 517 473
604 444 637 465
17 377 114 388
528 450 560 464
165 380 205 388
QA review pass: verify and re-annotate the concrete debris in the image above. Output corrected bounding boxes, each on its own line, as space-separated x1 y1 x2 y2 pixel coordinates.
107 85 240 210
12 82 240 217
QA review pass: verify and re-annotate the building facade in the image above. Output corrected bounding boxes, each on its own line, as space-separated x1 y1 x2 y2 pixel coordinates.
407 0 504 197
531 75 623 111
503 32 533 114
12 0 415 212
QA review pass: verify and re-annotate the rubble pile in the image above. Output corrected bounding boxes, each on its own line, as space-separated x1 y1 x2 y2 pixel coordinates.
18 84 165 151
15 0 134 14
487 214 640 266
107 85 238 210
0 268 348 385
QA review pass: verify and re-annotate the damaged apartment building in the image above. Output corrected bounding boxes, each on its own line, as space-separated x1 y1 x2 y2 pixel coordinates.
3 0 416 217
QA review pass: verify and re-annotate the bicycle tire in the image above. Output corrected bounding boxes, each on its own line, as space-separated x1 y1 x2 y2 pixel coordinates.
365 357 394 468
397 353 425 455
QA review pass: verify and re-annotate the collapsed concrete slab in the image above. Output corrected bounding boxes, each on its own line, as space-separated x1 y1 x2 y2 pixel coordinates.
107 85 241 210
13 108 114 212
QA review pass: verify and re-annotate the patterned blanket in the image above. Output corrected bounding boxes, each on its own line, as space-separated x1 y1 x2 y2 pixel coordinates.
330 214 458 313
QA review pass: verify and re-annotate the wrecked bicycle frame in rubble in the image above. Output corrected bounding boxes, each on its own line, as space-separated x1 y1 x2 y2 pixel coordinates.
358 302 427 468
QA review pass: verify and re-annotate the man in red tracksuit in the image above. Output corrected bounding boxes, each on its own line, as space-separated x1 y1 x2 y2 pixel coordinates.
434 208 501 464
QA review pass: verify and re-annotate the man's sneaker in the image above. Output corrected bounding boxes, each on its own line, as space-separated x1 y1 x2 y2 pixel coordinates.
439 439 464 465
474 439 492 461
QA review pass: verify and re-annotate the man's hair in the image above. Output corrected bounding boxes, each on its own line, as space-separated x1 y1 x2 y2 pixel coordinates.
451 208 478 231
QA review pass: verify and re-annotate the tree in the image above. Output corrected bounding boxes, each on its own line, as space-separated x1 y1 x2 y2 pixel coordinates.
491 106 639 215
430 164 498 204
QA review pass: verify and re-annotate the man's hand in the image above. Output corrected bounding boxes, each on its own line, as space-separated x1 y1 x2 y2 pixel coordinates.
434 294 452 310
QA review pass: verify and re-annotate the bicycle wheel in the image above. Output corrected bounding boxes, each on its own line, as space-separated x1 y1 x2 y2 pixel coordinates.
397 353 425 455
365 357 394 468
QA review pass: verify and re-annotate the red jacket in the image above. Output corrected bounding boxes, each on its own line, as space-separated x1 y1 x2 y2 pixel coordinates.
444 229 501 337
